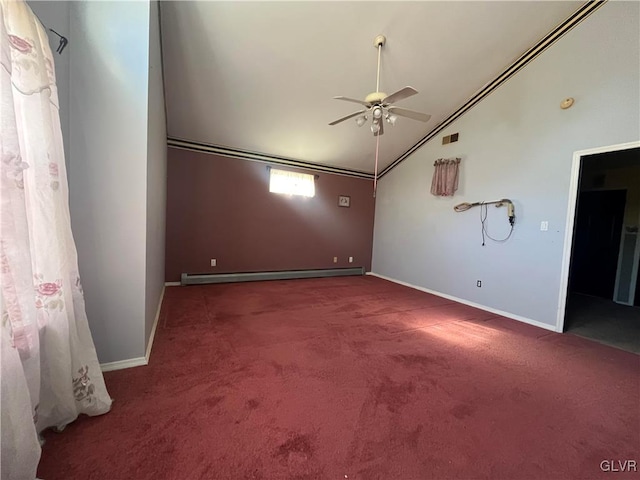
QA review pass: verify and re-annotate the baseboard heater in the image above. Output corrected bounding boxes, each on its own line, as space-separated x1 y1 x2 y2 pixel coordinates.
181 267 365 286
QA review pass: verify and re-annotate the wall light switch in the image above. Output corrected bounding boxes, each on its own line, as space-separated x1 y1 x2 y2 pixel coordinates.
540 221 549 231
210 259 217 267
333 257 338 263
348 256 353 263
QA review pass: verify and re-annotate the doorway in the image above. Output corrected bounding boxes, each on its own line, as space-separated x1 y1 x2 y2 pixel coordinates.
559 143 640 353
569 189 626 299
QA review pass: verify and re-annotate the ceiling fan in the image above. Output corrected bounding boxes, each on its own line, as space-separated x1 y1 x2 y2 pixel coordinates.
329 35 431 137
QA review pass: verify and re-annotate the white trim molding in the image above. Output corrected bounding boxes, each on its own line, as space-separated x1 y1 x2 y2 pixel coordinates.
100 286 166 372
165 281 181 286
100 357 147 372
168 139 373 179
380 1 607 178
556 141 640 332
145 286 165 363
368 272 557 332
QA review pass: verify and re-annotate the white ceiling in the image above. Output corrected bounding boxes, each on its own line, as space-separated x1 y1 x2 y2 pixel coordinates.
161 1 583 175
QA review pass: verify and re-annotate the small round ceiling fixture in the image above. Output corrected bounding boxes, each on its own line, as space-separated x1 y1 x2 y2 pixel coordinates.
560 98 574 109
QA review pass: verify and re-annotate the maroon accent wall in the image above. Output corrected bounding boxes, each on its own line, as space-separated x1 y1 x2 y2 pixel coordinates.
165 148 375 282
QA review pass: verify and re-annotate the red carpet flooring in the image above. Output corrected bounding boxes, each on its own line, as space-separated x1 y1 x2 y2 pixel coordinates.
37 276 639 479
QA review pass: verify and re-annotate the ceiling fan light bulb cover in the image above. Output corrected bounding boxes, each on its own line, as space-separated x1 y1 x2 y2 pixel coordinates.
373 107 383 119
371 123 380 133
355 116 366 127
386 114 397 125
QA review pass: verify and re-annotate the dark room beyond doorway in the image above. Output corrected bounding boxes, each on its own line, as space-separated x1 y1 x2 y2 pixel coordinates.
565 147 640 354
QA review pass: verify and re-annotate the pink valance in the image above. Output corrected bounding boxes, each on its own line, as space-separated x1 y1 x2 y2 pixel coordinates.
431 158 461 197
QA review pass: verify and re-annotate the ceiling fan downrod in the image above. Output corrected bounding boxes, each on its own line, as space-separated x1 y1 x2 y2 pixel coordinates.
374 34 385 93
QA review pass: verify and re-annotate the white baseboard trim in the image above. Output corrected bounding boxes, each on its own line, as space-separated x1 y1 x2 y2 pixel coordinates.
164 281 180 286
367 272 558 333
145 286 165 363
100 286 166 373
100 357 147 372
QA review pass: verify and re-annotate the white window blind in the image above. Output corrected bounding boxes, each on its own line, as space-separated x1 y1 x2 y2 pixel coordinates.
269 168 315 197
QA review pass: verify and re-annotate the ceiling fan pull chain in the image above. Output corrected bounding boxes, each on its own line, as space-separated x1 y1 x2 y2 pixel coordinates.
374 134 379 197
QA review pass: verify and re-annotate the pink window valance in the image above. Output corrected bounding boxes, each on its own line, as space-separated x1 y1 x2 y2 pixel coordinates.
431 157 461 197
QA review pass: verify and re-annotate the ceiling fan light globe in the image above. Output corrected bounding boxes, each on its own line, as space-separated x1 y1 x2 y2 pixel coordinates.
370 122 380 133
372 107 383 119
355 116 367 127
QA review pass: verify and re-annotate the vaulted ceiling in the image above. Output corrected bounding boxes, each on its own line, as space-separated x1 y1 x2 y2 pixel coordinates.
160 1 584 175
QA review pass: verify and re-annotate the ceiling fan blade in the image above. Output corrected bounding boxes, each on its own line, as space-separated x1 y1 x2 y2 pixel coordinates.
382 86 418 105
333 96 370 107
328 109 366 126
387 106 431 122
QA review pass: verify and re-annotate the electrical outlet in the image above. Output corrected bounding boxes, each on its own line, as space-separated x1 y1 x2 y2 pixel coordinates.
210 259 217 267
348 256 353 263
477 280 482 287
333 257 338 263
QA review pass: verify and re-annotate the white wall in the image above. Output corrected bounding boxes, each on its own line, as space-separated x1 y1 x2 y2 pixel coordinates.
68 1 151 363
372 1 640 330
145 0 167 349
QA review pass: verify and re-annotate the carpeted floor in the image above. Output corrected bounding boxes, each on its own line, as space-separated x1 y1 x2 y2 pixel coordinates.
37 276 639 480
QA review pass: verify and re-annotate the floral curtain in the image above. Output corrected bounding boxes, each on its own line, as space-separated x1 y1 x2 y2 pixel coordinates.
430 157 461 197
1 1 112 478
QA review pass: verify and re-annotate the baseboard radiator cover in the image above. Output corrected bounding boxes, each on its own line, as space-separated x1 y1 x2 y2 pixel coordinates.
181 267 365 285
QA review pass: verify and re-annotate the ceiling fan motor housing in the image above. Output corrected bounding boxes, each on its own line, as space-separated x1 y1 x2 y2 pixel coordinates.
365 92 387 105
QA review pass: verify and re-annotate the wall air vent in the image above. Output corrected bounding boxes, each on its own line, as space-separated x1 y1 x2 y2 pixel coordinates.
442 133 459 145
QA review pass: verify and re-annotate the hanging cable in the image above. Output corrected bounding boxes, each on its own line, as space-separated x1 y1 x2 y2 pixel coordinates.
454 199 515 245
480 202 514 246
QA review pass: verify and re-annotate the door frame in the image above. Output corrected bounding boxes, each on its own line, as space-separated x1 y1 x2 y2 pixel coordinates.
556 141 640 332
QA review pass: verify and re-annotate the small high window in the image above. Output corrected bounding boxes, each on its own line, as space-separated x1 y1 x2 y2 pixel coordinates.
269 168 315 197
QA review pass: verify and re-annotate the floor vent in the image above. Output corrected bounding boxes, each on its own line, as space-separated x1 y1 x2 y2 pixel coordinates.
181 267 365 286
